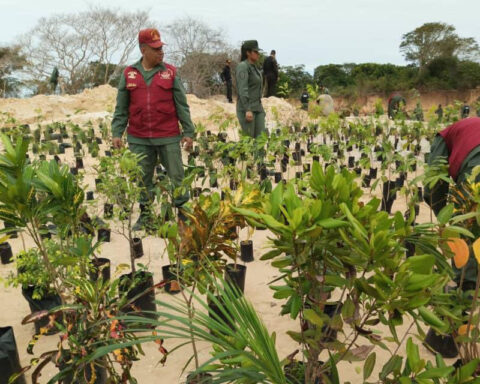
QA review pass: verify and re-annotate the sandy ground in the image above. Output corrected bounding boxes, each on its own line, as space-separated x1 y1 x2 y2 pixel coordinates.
0 89 455 383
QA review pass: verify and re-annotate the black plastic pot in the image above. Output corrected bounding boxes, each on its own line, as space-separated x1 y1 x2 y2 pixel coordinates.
103 203 113 218
369 168 377 179
225 264 246 294
240 240 254 263
362 175 371 188
186 372 213 384
3 222 17 239
424 328 458 358
97 228 111 243
132 237 144 259
162 265 182 294
70 167 78 175
58 353 107 384
313 155 320 163
75 157 84 169
381 181 397 214
86 191 94 201
0 326 27 384
229 180 237 191
119 271 157 319
59 145 65 154
104 150 112 157
303 163 311 173
0 242 13 265
22 287 61 335
295 171 303 179
322 302 343 342
348 156 355 168
192 187 202 197
208 295 234 331
274 172 282 183
284 361 329 384
89 258 111 282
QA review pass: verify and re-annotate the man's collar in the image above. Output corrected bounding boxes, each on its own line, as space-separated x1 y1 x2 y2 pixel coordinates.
132 59 166 71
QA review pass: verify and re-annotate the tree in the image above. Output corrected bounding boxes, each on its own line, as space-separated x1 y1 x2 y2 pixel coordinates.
0 45 26 98
277 65 313 97
400 22 480 70
163 16 233 96
20 7 153 94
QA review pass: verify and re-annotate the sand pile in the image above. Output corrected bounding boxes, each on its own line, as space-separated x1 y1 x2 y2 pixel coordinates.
0 85 306 129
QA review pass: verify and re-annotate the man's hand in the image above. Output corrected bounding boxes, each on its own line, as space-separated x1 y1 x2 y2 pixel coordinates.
245 111 254 123
181 137 193 152
112 137 123 149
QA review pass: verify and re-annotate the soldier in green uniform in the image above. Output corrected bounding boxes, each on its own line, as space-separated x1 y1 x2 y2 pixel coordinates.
50 67 59 94
111 28 195 230
235 40 265 138
413 102 424 121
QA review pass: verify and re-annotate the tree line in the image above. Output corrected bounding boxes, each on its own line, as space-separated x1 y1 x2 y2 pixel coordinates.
0 10 479 99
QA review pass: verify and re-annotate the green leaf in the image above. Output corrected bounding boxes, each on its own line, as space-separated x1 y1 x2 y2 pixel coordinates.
437 204 454 225
417 307 447 330
380 355 403 380
458 358 480 382
317 218 346 229
406 338 421 374
363 352 376 380
303 309 324 327
416 366 454 379
403 254 435 274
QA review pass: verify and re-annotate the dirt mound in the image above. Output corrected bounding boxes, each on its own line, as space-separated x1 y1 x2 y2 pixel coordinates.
0 85 305 129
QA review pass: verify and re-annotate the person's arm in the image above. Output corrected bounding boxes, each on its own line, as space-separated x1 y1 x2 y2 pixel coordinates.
220 67 226 82
173 76 195 138
424 135 450 216
111 74 129 139
236 64 251 111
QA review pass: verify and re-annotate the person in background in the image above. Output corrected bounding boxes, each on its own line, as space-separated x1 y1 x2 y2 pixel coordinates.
220 59 233 103
263 49 278 97
111 28 195 230
49 67 59 94
425 117 480 291
435 104 443 122
236 40 265 139
319 84 329 95
462 101 470 119
413 102 424 121
300 89 309 110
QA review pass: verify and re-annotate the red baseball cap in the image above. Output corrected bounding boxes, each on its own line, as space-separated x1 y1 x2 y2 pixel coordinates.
138 28 165 48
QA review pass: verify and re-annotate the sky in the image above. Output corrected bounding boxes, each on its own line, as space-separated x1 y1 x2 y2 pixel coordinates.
1 0 480 73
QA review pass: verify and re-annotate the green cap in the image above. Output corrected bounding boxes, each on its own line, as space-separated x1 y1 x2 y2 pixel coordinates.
242 40 260 52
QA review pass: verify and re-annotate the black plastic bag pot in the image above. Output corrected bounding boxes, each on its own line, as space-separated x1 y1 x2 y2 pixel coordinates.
274 172 282 183
132 238 144 259
192 187 202 198
0 326 26 384
86 191 94 201
75 157 84 169
119 271 157 319
186 372 213 384
303 163 311 173
0 242 13 265
89 258 111 282
295 171 303 179
283 140 290 148
97 228 111 243
208 296 234 332
59 145 65 154
322 302 343 342
362 175 371 188
369 168 377 179
348 156 355 168
284 361 329 384
229 180 237 191
22 287 61 335
58 353 107 384
313 155 320 163
424 328 458 358
103 203 113 219
240 240 254 263
70 167 78 176
161 265 182 294
3 222 17 239
381 181 397 214
225 264 246 294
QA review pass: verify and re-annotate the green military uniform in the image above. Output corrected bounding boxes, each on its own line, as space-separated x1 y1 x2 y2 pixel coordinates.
425 135 480 288
235 60 266 138
414 103 424 121
50 67 59 94
112 59 195 208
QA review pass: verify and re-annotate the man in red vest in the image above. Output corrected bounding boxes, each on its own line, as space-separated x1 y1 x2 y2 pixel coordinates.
112 28 195 230
425 117 480 290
